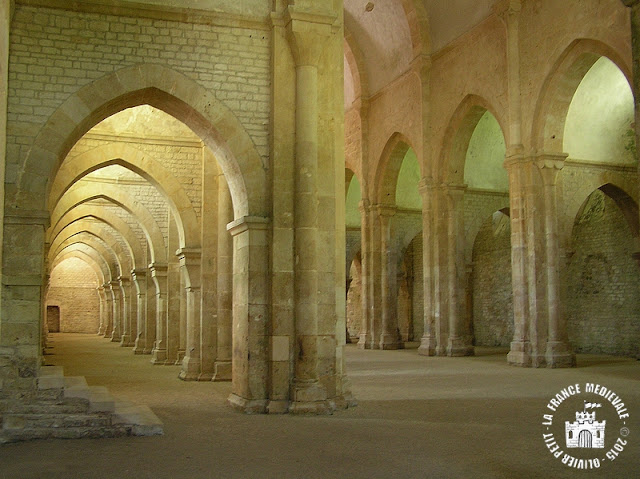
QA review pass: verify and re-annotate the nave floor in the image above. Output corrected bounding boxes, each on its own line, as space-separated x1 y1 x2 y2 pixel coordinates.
1 333 638 479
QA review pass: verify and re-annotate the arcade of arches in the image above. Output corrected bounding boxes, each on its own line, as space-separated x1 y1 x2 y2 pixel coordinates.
1 0 640 443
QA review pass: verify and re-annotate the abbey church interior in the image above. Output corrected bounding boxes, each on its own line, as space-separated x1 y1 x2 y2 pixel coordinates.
0 0 639 477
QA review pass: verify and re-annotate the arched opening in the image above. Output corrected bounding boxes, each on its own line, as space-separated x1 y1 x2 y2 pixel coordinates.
566 186 640 357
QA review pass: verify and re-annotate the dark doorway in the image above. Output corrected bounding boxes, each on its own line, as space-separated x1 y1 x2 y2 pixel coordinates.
47 305 60 333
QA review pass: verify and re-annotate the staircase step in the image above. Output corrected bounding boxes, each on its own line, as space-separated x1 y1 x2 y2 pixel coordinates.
87 386 115 413
37 366 65 390
3 413 111 430
112 400 163 436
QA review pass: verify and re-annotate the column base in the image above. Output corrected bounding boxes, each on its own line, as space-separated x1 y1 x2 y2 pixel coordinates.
110 334 120 343
97 327 106 335
178 355 200 381
289 380 332 415
545 341 576 368
212 361 232 382
120 335 134 347
142 348 153 355
418 334 436 356
446 337 474 357
150 348 167 365
507 340 531 367
228 393 267 414
379 333 403 350
356 333 369 349
175 349 186 365
266 400 290 414
197 372 214 381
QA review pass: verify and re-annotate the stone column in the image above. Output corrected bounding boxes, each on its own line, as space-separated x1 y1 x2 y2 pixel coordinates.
131 269 147 354
200 149 218 379
357 199 372 349
621 1 640 234
286 8 334 412
536 154 575 367
177 271 186 364
445 185 473 356
0 0 9 294
213 176 233 381
500 0 531 366
97 285 107 335
118 276 132 346
377 204 401 349
143 270 156 354
178 248 202 381
1 210 49 389
227 216 270 413
622 0 640 150
103 281 113 338
150 263 168 364
418 178 436 355
504 154 531 366
432 186 448 355
109 280 122 342
166 217 181 365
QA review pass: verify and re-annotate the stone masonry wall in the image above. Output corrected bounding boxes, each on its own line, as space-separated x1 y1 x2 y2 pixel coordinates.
566 190 640 357
46 257 100 333
471 212 513 347
6 4 270 187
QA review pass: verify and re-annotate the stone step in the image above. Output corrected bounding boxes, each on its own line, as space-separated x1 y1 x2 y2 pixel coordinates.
37 366 65 390
1 424 132 443
87 386 116 413
3 412 111 430
6 398 89 415
112 400 163 437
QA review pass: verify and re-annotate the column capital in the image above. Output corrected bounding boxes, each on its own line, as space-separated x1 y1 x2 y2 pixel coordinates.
358 199 370 215
131 268 147 280
227 215 270 237
372 203 396 217
418 177 436 194
176 247 201 263
285 7 336 67
148 263 168 277
535 152 567 186
4 208 50 227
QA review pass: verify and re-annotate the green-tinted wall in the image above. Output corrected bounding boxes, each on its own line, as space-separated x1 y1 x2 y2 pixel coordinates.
564 57 635 164
464 111 508 191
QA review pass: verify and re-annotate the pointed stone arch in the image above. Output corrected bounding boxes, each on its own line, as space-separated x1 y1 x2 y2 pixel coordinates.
51 250 105 286
49 220 133 277
374 132 417 205
439 94 507 185
51 183 167 264
54 237 118 283
49 205 145 271
531 39 631 153
11 63 267 219
49 143 199 250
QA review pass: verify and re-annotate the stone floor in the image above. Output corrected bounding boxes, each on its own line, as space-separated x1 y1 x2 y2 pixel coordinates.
0 333 638 479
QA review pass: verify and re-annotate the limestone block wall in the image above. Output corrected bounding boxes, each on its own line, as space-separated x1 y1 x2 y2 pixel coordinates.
46 257 100 333
566 191 640 357
6 3 271 191
471 212 513 347
463 190 510 263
